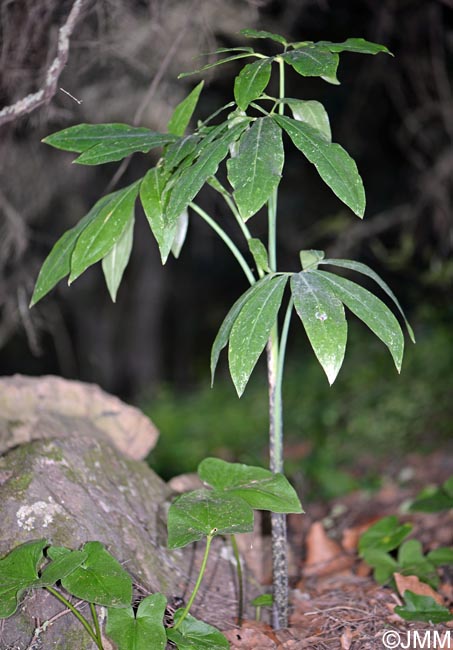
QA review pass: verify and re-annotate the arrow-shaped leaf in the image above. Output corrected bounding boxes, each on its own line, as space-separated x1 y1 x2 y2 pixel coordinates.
227 117 284 221
102 215 134 302
291 271 347 385
166 611 230 649
229 274 288 396
234 59 272 110
0 539 46 618
274 115 365 217
106 593 167 650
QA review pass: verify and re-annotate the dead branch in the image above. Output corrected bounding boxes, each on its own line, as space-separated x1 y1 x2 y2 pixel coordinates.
0 0 87 127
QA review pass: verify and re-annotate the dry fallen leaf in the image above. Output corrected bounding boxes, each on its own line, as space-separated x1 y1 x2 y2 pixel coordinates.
340 627 353 650
304 522 353 577
394 572 444 605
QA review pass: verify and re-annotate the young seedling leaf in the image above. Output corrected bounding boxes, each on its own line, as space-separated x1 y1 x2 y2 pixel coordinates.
70 180 141 283
361 548 398 585
60 541 132 607
397 540 439 588
210 276 274 384
30 194 111 306
102 214 134 302
171 209 189 258
359 516 412 555
178 53 258 78
319 258 415 342
282 47 339 83
227 117 284 221
285 99 331 141
0 539 46 618
251 594 273 607
312 270 405 372
106 593 167 650
38 548 88 586
444 476 453 498
395 591 453 623
240 28 287 46
248 238 270 272
427 547 453 566
274 115 365 217
409 488 453 513
198 458 303 513
234 59 273 110
167 489 254 549
168 81 204 137
166 610 230 649
229 275 288 396
318 38 392 56
299 249 325 270
166 121 249 226
291 271 347 385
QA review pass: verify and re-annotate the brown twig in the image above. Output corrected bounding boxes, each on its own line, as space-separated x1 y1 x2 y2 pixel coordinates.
0 0 87 126
25 598 88 650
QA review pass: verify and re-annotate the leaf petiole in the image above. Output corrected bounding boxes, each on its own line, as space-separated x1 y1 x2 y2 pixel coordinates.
45 586 103 649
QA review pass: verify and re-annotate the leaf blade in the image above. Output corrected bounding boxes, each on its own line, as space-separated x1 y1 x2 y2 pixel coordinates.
0 539 47 618
234 59 272 110
282 47 339 82
102 215 134 302
106 593 167 650
168 81 204 136
167 611 230 649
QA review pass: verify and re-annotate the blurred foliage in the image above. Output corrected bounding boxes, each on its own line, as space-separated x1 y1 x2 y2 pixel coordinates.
144 308 453 499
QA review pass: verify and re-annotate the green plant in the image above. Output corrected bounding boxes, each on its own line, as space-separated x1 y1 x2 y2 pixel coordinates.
30 28 413 628
0 458 299 647
409 476 453 513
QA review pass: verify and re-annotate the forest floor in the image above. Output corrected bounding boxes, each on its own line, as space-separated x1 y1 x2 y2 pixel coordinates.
221 450 453 649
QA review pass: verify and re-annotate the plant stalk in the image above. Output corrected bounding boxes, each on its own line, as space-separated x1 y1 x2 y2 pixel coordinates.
45 586 102 649
230 534 244 626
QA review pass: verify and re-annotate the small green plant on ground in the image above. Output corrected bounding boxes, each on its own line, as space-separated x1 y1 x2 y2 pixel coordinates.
0 458 299 648
30 29 413 628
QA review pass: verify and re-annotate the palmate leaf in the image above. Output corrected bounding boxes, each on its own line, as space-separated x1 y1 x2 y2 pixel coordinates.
102 215 134 302
234 59 273 110
210 276 274 385
167 489 254 549
282 47 339 84
30 194 111 306
166 611 229 649
70 180 141 283
311 270 405 371
318 38 392 56
52 541 132 607
106 593 167 650
227 117 284 221
274 115 365 217
198 458 302 513
0 539 46 618
284 99 331 141
168 81 204 137
140 167 176 264
229 275 288 396
43 124 177 165
290 271 347 385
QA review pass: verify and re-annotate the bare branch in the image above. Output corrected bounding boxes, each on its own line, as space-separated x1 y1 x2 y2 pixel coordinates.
0 0 87 127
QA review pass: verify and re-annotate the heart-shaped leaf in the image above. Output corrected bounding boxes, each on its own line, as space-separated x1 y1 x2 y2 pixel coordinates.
234 59 272 111
395 591 453 623
58 541 132 607
168 81 204 136
102 214 134 302
106 593 167 650
0 539 46 618
291 271 347 385
198 458 302 513
38 547 88 586
167 489 254 549
166 610 229 649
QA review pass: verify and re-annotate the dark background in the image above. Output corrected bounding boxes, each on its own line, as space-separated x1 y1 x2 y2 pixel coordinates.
1 0 452 402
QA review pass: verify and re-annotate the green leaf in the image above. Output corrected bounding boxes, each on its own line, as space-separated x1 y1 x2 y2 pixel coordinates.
319 258 415 342
60 541 132 607
234 59 272 110
427 547 453 566
70 181 140 283
359 516 412 555
227 117 284 221
106 593 167 650
251 594 273 607
198 458 302 514
397 540 438 588
248 238 270 272
274 115 365 217
229 275 288 397
409 490 453 513
168 81 204 136
312 270 405 372
164 134 201 172
0 539 46 618
444 476 453 498
318 38 392 56
43 123 176 165
285 99 331 141
395 591 453 623
166 610 230 649
30 194 111 306
171 209 189 259
361 549 398 584
291 271 347 385
102 215 134 302
282 47 339 83
178 53 258 78
38 548 88 586
167 489 254 549
210 276 273 385
299 249 325 270
140 167 175 264
240 29 287 46
165 121 249 225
